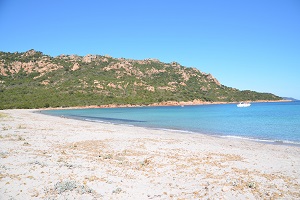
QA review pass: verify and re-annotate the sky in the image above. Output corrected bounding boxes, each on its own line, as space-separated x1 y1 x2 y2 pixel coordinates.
1 0 299 99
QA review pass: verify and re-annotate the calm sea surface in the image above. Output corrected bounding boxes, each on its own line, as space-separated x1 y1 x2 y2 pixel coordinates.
42 101 300 145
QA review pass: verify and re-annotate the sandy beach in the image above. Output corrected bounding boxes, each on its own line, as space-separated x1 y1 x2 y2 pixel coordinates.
0 109 299 199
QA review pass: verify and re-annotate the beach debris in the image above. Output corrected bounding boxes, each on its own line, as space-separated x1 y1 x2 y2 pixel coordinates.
1 126 10 131
18 135 25 141
23 141 30 146
55 180 76 194
54 180 93 194
30 188 39 197
147 194 161 199
85 175 98 182
0 151 9 158
232 181 237 186
247 182 256 189
61 163 75 169
140 157 151 166
70 143 77 148
30 160 46 167
0 165 9 171
57 157 65 163
104 154 113 159
17 124 27 129
112 187 122 194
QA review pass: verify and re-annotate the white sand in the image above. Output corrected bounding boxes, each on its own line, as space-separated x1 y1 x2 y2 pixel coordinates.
0 109 299 199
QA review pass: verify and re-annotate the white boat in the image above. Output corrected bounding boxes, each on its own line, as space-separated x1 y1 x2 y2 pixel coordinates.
237 102 251 107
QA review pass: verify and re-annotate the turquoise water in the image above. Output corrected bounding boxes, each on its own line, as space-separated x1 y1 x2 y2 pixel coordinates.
42 101 300 145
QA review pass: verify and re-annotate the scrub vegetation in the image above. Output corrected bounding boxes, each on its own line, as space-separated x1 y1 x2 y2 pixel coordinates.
0 50 282 109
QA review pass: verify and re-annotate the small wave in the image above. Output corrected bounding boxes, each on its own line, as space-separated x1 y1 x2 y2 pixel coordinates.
79 115 146 123
220 135 300 146
84 118 113 124
84 118 137 128
118 123 135 127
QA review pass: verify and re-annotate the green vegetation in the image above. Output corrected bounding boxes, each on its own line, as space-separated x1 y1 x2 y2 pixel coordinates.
0 50 282 109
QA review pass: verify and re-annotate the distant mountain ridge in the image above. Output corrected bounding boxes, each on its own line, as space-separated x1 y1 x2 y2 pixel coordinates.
282 97 298 101
0 49 282 109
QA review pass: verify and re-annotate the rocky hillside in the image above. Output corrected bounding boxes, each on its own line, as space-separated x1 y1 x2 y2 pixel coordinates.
0 49 282 109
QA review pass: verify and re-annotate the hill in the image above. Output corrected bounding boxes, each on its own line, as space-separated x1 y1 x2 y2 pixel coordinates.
282 97 298 101
0 49 282 109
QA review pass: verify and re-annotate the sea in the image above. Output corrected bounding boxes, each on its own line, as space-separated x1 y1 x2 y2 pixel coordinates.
41 101 300 146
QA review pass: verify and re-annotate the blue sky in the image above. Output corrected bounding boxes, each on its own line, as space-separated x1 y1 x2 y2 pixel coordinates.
1 0 299 99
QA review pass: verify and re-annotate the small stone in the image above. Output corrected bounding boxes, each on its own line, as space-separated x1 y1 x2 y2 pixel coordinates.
23 142 30 146
248 182 256 189
112 187 122 194
30 189 39 197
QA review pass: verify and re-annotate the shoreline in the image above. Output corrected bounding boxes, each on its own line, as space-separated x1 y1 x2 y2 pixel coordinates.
1 109 299 199
40 99 291 110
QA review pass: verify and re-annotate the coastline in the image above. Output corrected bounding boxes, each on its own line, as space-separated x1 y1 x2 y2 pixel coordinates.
40 110 300 147
0 109 299 199
40 100 300 147
41 99 291 110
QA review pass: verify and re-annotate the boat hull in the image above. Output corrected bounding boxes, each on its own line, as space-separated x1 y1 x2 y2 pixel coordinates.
237 103 251 107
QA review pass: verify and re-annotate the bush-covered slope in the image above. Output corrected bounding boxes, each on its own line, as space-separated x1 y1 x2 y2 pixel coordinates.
0 50 282 109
